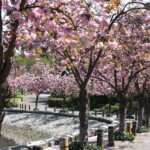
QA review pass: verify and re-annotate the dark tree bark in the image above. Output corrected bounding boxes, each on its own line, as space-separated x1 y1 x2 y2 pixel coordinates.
144 97 150 128
119 95 127 133
79 88 90 142
35 94 40 110
62 94 66 111
137 97 144 131
0 84 8 138
127 99 133 118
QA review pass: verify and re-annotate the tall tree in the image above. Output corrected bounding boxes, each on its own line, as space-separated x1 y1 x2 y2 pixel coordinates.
92 9 150 133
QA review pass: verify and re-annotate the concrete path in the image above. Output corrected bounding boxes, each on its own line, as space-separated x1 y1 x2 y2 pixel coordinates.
20 94 62 112
46 133 150 150
105 133 150 150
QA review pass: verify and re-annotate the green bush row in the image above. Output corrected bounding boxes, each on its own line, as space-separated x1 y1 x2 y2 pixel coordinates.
114 131 135 141
69 141 102 150
48 95 115 110
102 103 119 112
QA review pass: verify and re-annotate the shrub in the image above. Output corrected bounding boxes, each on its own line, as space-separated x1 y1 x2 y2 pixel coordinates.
84 143 102 150
103 103 119 112
48 96 79 110
69 142 101 150
5 98 22 108
114 131 135 141
112 103 119 112
138 126 149 133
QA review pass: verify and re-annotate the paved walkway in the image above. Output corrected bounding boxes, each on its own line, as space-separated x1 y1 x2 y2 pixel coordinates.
22 94 50 110
45 133 150 150
105 133 150 150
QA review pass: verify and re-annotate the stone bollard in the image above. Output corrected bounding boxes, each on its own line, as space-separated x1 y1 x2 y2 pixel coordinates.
108 126 115 147
45 107 47 111
97 129 104 149
59 137 69 150
102 110 105 117
72 109 74 114
95 109 97 116
131 121 137 135
54 107 56 113
25 104 26 110
126 122 131 133
29 105 31 111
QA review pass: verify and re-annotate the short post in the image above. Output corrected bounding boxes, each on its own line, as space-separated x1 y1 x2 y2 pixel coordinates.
22 104 23 109
97 129 104 149
126 122 131 133
24 104 26 110
102 110 105 117
20 104 21 108
108 126 115 147
54 107 56 113
28 105 30 111
59 137 69 150
45 107 47 111
95 109 97 116
131 121 137 135
72 109 74 114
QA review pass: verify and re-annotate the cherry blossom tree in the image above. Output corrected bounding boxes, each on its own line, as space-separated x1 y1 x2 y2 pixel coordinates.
92 10 150 132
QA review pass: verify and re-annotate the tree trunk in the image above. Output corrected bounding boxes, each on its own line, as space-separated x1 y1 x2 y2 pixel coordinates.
79 88 90 142
119 96 127 133
144 98 150 128
127 99 133 118
63 95 66 111
137 99 144 131
108 98 111 114
0 84 8 138
35 94 40 110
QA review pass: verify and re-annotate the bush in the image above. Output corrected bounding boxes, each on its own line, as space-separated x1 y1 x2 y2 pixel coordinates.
48 98 64 108
114 131 135 141
138 126 149 133
103 103 119 112
5 98 22 108
112 103 119 112
48 96 79 110
69 142 101 150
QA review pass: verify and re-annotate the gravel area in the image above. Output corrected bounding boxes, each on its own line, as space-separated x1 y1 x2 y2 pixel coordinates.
2 112 108 146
